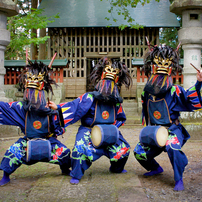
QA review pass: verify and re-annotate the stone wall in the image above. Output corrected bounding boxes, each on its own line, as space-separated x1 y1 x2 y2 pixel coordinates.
180 111 202 123
3 83 64 104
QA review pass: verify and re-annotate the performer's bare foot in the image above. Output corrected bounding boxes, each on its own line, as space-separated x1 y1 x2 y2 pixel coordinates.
70 177 79 185
144 166 163 176
174 179 184 191
0 172 10 186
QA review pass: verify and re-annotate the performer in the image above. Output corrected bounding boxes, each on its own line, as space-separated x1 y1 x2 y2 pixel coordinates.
133 43 202 191
0 60 71 186
48 57 132 184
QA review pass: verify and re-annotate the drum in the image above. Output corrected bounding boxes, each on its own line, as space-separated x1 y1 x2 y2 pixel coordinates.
91 124 119 148
139 126 168 148
26 139 51 162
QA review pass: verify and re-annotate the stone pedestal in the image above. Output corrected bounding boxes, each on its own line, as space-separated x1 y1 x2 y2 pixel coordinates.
170 0 202 89
0 13 10 101
183 44 202 87
0 1 18 101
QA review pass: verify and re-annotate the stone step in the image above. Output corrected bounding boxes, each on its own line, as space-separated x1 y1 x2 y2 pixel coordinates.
125 116 141 125
124 107 138 113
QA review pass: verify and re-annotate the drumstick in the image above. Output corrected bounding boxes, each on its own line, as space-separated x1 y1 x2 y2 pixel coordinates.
190 63 200 73
47 97 50 108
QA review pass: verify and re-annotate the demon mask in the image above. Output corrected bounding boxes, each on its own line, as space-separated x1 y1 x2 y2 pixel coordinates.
90 57 132 103
143 44 182 96
18 60 57 110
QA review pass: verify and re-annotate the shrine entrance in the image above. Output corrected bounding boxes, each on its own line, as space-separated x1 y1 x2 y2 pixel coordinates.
48 27 159 98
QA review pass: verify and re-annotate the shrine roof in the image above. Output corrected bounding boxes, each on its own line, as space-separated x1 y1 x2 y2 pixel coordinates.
38 0 180 28
4 59 68 67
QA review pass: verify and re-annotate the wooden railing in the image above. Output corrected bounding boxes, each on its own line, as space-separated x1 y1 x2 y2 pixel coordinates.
172 72 183 84
4 66 183 85
137 67 147 82
4 68 22 85
51 67 64 83
4 67 64 85
136 67 183 84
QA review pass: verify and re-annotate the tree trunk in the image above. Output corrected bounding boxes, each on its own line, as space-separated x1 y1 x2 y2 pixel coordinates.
38 0 47 60
30 0 38 60
38 28 47 60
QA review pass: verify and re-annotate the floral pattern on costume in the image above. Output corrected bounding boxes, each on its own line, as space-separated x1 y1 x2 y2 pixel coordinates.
5 140 27 167
109 142 130 161
134 142 150 161
72 130 94 163
50 145 68 163
166 134 181 151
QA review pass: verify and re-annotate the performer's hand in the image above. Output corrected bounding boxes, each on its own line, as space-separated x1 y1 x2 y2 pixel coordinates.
46 101 58 110
197 70 202 82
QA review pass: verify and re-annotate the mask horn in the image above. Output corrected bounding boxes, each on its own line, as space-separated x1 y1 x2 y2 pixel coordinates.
176 42 181 52
145 36 150 49
48 51 57 69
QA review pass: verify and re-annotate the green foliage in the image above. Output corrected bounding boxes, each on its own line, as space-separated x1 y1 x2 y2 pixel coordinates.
15 0 31 15
103 0 181 54
160 27 179 47
6 8 59 60
102 0 159 30
159 16 183 57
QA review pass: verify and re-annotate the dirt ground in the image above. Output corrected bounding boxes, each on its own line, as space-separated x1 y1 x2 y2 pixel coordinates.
0 124 202 202
136 140 202 202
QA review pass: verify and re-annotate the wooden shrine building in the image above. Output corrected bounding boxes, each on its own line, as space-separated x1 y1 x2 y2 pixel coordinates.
5 0 180 101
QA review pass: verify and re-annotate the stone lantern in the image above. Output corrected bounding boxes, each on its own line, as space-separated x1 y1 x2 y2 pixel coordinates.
170 0 202 89
0 0 18 101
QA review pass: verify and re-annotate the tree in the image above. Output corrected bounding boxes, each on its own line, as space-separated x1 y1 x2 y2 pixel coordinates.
103 0 160 30
104 0 182 55
5 0 59 60
30 0 38 60
7 0 180 60
159 16 183 56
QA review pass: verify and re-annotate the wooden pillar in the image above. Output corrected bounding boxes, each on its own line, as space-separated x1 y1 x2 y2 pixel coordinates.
137 67 140 82
30 0 38 60
60 67 63 83
39 0 45 61
39 28 47 59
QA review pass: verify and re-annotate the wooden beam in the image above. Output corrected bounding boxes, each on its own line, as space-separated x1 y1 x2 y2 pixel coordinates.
84 52 122 58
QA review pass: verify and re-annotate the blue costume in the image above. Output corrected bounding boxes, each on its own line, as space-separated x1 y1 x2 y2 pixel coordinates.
0 60 71 186
0 101 71 175
134 81 202 180
133 44 202 191
55 57 132 184
57 92 130 181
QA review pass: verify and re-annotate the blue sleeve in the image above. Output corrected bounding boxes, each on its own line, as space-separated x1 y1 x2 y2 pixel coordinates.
172 81 202 112
0 101 26 130
114 103 126 128
57 93 94 127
